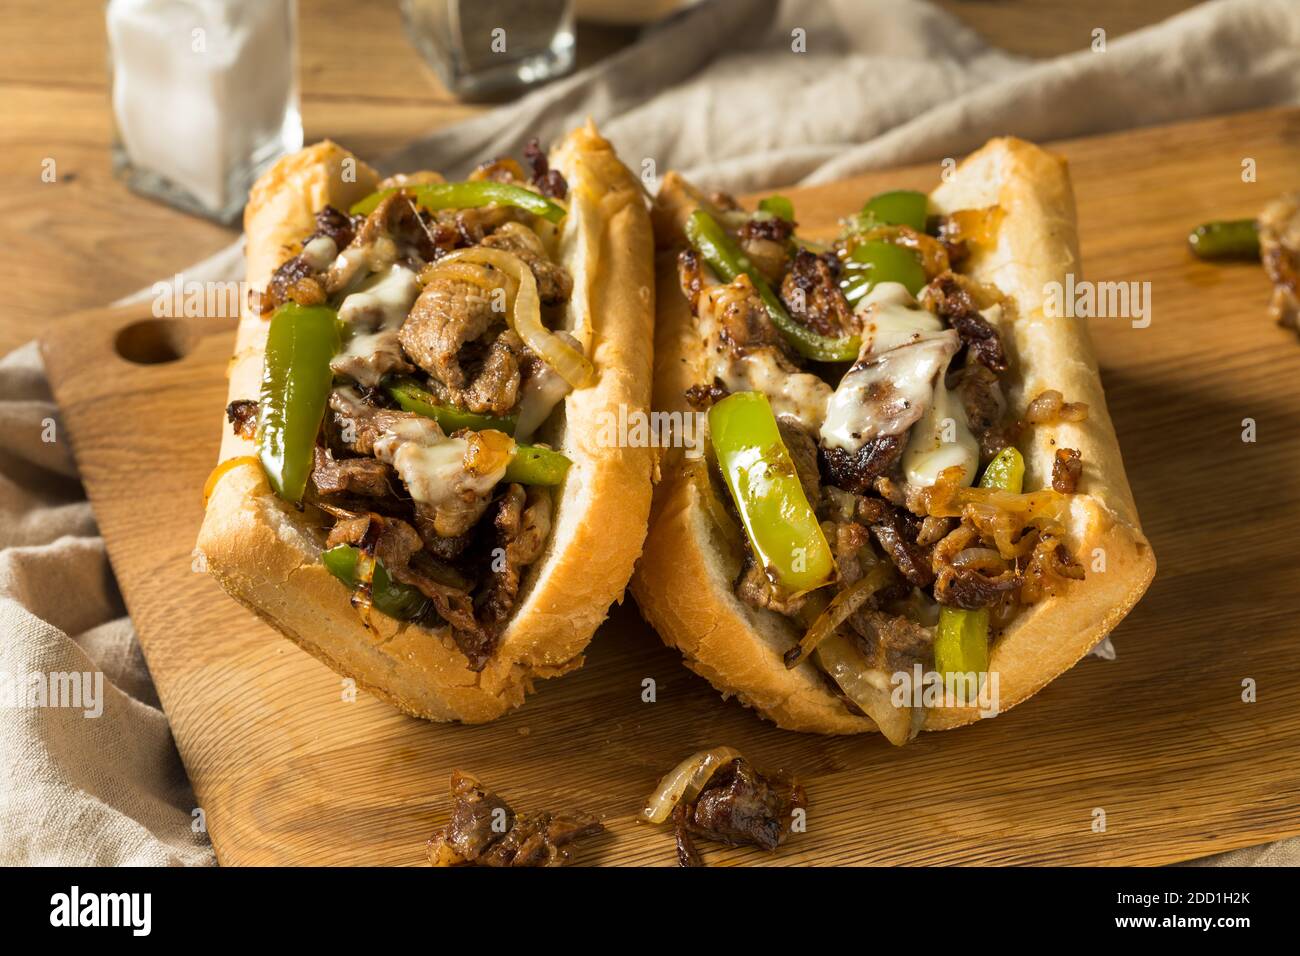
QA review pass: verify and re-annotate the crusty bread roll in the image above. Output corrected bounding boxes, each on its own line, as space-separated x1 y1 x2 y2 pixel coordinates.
631 138 1156 735
197 122 655 723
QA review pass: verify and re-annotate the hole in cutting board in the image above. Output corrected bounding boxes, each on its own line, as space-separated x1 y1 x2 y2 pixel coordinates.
114 318 198 364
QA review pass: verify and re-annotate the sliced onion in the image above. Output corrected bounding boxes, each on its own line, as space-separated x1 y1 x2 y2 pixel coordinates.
814 633 918 747
785 561 893 670
952 547 1006 572
431 247 594 389
421 259 519 303
641 746 742 824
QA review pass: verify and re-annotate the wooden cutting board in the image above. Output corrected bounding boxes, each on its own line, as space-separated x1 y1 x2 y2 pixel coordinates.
41 107 1300 866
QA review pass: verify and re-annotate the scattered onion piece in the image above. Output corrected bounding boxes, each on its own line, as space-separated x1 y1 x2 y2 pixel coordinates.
641 746 742 824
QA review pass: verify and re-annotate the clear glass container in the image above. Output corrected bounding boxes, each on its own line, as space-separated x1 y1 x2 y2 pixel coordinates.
106 0 304 224
399 0 575 100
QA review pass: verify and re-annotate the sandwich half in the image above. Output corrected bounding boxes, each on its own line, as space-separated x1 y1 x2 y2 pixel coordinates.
198 122 654 722
632 138 1155 740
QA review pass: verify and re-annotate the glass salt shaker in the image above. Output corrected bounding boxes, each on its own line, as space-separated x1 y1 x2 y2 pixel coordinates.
399 0 575 99
106 0 304 224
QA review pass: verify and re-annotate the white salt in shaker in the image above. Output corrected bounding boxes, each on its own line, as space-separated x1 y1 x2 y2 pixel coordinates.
106 0 303 223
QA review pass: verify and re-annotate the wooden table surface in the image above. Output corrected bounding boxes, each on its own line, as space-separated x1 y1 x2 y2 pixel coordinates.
1 0 1205 358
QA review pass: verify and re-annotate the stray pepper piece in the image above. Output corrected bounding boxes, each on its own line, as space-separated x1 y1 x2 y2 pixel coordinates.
349 181 566 222
256 303 341 505
708 391 836 595
1188 218 1260 261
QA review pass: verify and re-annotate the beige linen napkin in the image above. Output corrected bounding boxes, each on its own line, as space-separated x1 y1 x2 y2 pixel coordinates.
4 0 1299 865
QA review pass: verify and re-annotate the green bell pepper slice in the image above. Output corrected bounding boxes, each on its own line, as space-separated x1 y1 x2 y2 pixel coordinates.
757 195 794 223
685 209 860 363
387 379 517 435
859 189 929 232
257 303 341 505
933 446 1025 697
708 391 836 595
503 444 571 486
1187 218 1260 261
349 181 566 223
321 544 430 621
840 239 927 302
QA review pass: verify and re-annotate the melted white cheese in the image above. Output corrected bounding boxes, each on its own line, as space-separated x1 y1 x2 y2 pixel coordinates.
373 420 509 512
721 352 833 433
337 264 420 331
857 299 946 356
901 377 979 487
330 329 406 388
515 363 572 441
819 330 959 451
300 235 338 272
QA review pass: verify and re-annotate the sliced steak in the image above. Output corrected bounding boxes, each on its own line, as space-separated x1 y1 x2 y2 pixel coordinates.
923 271 1008 373
681 758 805 852
479 222 573 305
310 448 394 497
477 483 553 628
780 249 855 337
819 435 906 495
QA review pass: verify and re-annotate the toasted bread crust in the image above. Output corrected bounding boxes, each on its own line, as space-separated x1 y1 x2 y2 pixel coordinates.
632 138 1156 735
198 125 654 722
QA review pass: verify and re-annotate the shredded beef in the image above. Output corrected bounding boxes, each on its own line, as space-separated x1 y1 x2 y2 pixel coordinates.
479 222 573 305
399 278 523 416
325 511 422 575
735 550 807 618
675 758 805 856
523 138 568 199
310 447 393 497
672 804 704 867
828 519 872 585
952 363 1009 461
477 484 552 628
328 392 427 456
850 609 935 673
925 272 1008 372
934 565 1024 610
739 216 794 244
263 255 324 313
685 378 729 410
738 216 794 281
1052 447 1083 493
226 399 258 440
307 205 360 250
819 436 906 495
869 506 934 589
427 771 602 867
780 249 855 337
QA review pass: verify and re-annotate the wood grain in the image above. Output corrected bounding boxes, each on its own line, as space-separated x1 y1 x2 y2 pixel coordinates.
41 107 1300 866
